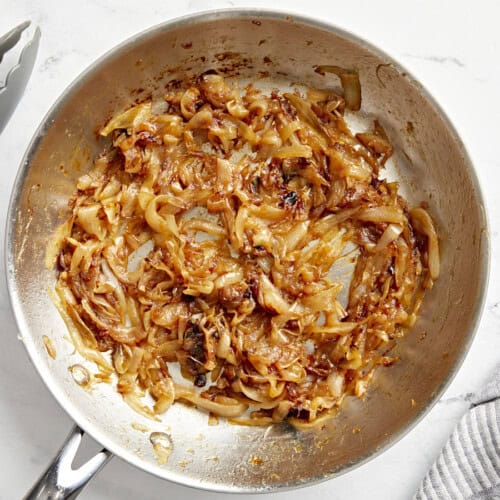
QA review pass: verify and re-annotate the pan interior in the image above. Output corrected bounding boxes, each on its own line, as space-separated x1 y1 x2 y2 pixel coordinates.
7 11 488 492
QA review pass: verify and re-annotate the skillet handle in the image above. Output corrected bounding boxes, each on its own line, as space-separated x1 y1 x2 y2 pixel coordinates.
24 425 112 500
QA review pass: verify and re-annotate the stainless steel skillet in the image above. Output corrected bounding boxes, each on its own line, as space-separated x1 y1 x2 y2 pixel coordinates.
5 9 489 498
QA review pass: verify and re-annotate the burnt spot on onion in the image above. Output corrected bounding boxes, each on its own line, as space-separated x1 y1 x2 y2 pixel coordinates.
250 177 260 193
182 292 196 303
253 245 266 256
281 190 298 207
218 282 254 311
135 130 159 148
388 258 395 276
179 322 208 376
287 407 310 420
194 373 207 387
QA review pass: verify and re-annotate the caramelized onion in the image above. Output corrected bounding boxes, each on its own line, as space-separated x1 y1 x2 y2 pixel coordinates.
410 207 440 280
315 65 362 111
48 73 438 426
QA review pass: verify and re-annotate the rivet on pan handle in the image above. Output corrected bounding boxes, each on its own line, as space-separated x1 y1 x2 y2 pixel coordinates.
23 426 112 500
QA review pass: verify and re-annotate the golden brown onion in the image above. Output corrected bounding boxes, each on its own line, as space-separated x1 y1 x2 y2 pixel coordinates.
48 73 438 426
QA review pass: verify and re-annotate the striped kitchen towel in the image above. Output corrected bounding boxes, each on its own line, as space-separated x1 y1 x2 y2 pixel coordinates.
415 367 500 499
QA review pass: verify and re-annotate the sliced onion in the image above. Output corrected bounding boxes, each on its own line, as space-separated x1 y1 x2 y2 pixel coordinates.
226 99 249 119
315 65 361 111
327 372 344 398
284 92 328 147
180 87 201 119
45 219 73 269
145 196 180 237
100 102 151 136
410 207 440 280
256 274 291 315
214 270 243 289
127 239 154 272
283 221 309 253
374 224 403 252
76 205 106 241
175 386 248 417
357 206 405 224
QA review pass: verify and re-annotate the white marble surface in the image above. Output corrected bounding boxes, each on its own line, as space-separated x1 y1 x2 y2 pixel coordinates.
1 1 499 498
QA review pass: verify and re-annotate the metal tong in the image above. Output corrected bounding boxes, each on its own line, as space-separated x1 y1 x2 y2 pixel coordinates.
0 21 40 134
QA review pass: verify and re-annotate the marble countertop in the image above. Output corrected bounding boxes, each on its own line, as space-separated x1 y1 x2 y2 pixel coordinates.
1 1 499 498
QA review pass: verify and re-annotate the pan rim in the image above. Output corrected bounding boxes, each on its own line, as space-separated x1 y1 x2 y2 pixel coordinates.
5 7 491 494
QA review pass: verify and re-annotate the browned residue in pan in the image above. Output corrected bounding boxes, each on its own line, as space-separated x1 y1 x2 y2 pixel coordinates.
249 455 263 465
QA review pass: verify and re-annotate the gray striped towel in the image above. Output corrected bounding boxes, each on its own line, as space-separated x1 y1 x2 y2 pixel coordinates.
415 367 500 499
